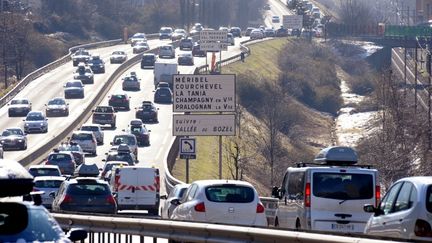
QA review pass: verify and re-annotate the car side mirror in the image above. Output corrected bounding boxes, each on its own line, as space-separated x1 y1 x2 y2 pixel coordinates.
135 160 139 163
160 195 167 200
44 104 47 106
148 130 151 132
112 192 118 198
170 198 181 206
22 119 25 121
364 204 382 216
49 191 56 198
110 142 113 145
67 228 87 241
102 158 107 161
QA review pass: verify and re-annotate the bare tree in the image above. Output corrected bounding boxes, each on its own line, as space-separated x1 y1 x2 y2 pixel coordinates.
338 0 375 26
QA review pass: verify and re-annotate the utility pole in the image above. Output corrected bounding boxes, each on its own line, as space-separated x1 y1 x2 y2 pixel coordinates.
427 50 431 150
415 42 418 113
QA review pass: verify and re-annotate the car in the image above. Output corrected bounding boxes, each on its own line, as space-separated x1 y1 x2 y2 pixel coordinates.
122 74 140 91
129 32 147 45
92 105 117 128
159 44 176 58
157 81 171 90
135 101 159 123
160 183 190 219
219 26 229 31
111 133 138 157
100 161 129 181
69 131 97 156
80 123 104 145
227 33 235 45
141 53 157 69
108 93 131 110
272 146 380 233
0 159 87 242
250 29 264 39
51 177 117 214
8 98 32 117
172 28 187 40
192 43 206 57
45 97 69 117
132 41 150 54
88 55 105 73
128 119 151 146
45 150 76 175
73 63 94 84
104 145 136 165
58 142 85 166
229 27 242 37
33 176 66 209
363 176 432 241
28 165 62 177
178 52 194 66
291 28 301 37
154 87 173 104
245 27 255 36
0 127 27 150
272 16 280 23
23 111 48 134
64 80 84 99
179 38 194 50
170 180 267 226
276 27 289 37
159 26 173 39
189 23 203 36
72 48 91 66
264 28 276 37
110 50 128 64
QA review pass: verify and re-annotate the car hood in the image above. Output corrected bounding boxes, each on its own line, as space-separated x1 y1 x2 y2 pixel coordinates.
111 55 125 58
25 120 46 125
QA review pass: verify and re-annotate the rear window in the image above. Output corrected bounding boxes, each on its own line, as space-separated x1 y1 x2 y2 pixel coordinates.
106 154 133 164
113 135 136 145
48 154 72 162
68 184 109 195
81 126 98 132
29 168 60 177
72 133 92 140
95 106 113 113
313 172 373 200
205 185 255 203
34 180 63 188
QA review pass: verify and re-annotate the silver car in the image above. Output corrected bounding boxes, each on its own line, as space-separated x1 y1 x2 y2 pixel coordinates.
110 51 127 64
80 123 104 145
23 111 48 134
69 131 97 155
132 41 149 54
64 80 84 99
161 183 190 219
122 74 140 91
33 176 66 209
8 98 32 117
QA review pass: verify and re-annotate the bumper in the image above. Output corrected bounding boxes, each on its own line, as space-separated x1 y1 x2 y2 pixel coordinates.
0 141 25 150
59 205 117 214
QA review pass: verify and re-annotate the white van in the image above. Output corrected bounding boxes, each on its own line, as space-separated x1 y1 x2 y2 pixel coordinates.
272 146 380 233
110 166 160 215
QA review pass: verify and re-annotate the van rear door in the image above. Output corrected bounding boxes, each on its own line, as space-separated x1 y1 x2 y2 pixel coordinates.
117 168 137 207
135 168 158 207
309 168 377 233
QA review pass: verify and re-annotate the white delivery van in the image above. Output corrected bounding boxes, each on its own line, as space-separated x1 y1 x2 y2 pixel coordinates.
272 146 380 233
153 61 178 89
110 166 160 215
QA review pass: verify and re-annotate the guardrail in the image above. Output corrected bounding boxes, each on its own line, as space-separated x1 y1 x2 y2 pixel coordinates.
52 213 403 243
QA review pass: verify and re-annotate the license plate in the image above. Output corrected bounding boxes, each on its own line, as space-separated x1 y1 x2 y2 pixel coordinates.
331 223 354 231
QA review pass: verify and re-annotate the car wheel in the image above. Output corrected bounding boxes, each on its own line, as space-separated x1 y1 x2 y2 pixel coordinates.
296 219 301 230
23 142 27 150
44 128 48 133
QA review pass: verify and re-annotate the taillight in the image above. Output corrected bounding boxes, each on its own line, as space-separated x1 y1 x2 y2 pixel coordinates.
114 175 120 191
155 175 160 190
61 194 73 204
375 185 381 207
194 202 205 212
305 183 311 207
106 195 116 205
415 219 432 237
45 160 51 165
256 203 265 213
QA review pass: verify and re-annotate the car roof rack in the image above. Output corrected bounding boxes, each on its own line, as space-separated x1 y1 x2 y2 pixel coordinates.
295 162 374 169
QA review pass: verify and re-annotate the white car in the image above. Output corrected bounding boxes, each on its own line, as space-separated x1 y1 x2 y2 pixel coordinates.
110 51 128 64
170 180 267 226
33 176 66 209
364 176 432 241
159 45 175 58
23 111 48 134
161 183 190 219
130 32 147 45
28 165 62 177
250 29 264 40
69 131 97 155
132 41 149 54
80 124 104 145
111 133 138 157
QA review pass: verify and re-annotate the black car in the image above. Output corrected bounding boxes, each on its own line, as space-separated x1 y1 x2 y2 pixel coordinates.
141 53 156 69
51 177 117 214
104 149 136 165
179 38 193 50
129 120 151 146
0 127 27 150
108 93 130 111
276 27 289 37
88 55 105 73
192 43 206 57
154 87 173 104
135 101 159 122
230 27 242 37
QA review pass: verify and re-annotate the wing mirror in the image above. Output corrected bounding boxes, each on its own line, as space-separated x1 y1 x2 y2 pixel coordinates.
160 195 167 200
170 198 181 206
49 191 56 198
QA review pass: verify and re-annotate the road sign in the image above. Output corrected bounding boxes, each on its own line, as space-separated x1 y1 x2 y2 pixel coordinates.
173 74 236 112
180 138 196 159
283 15 303 29
199 42 228 51
200 30 228 42
173 114 236 136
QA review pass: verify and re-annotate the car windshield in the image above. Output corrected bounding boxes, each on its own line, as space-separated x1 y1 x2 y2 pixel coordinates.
161 46 172 51
0 203 65 241
313 173 373 200
48 154 72 162
34 180 64 188
124 77 137 82
26 113 43 121
76 50 89 56
3 129 24 136
113 136 136 145
132 33 145 38
142 104 153 110
81 126 99 132
29 168 60 177
131 127 142 133
71 133 92 140
95 106 113 113
48 99 65 105
111 95 126 100
89 59 103 64
160 28 172 33
66 82 82 88
11 99 28 105
106 153 133 163
205 185 255 203
68 184 109 195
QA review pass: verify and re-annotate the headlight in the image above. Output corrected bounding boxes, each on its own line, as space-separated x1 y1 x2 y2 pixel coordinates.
18 139 23 142
24 123 29 127
40 123 44 126
0 140 4 144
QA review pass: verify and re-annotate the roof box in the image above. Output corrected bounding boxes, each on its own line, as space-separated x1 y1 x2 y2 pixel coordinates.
0 159 34 197
74 163 99 177
314 146 358 165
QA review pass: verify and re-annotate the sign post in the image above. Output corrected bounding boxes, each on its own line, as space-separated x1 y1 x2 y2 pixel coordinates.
180 137 196 183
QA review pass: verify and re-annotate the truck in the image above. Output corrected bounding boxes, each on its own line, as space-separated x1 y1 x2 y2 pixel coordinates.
92 105 117 128
153 61 178 89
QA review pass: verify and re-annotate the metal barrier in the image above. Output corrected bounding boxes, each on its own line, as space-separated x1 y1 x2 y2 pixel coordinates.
52 213 404 243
